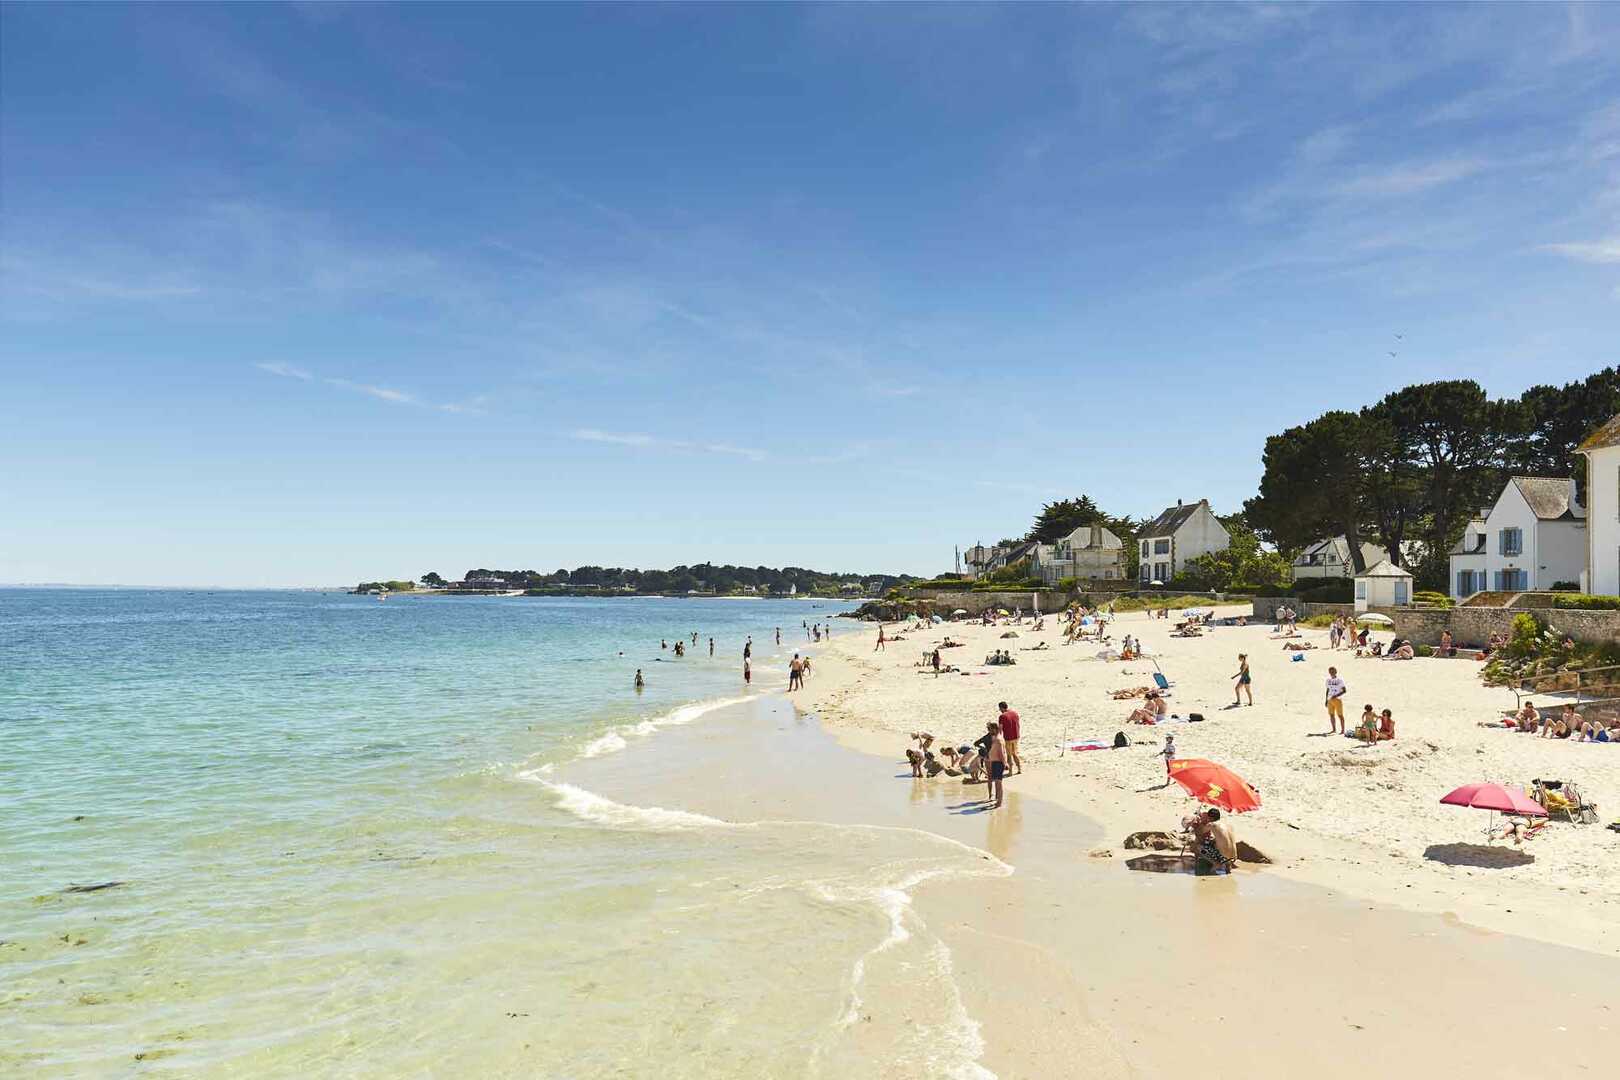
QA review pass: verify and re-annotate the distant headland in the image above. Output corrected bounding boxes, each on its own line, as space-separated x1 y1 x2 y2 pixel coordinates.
352 565 916 599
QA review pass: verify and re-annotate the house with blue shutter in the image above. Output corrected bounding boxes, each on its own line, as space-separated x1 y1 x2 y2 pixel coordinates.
1448 476 1585 599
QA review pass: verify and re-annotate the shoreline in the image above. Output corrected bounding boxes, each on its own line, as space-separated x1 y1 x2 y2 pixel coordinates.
556 682 1618 1076
801 608 1620 960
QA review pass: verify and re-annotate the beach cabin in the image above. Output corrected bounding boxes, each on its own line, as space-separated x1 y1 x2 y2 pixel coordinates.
1354 560 1412 612
1447 476 1586 600
1136 499 1228 585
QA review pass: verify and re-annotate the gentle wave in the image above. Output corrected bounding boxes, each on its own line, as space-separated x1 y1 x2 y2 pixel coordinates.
529 777 1010 1078
572 693 756 761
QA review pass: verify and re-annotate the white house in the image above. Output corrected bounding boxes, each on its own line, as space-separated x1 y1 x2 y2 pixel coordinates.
1029 525 1124 586
961 543 997 580
1577 412 1620 596
1354 559 1413 612
1290 537 1397 580
1136 499 1229 584
1448 476 1586 599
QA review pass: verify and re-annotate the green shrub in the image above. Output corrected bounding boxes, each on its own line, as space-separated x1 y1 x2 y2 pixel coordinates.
1291 578 1353 602
1550 594 1620 611
1301 614 1337 628
1413 590 1453 609
1056 576 1078 591
1550 581 1579 591
1507 613 1543 657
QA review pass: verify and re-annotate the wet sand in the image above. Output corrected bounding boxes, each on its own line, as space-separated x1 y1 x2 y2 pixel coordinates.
561 692 1618 1077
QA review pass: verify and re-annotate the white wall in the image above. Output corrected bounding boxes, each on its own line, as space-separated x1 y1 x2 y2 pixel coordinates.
1536 521 1587 589
1585 446 1620 595
1173 503 1229 576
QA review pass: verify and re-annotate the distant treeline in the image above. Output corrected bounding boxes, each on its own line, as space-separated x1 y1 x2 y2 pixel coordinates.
415 564 915 596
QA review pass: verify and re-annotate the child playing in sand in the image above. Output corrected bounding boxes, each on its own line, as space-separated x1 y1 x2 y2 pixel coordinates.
1355 705 1378 742
1159 733 1176 776
984 721 1007 808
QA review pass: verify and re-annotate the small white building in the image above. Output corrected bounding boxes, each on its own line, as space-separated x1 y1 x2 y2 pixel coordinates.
1029 525 1124 585
1354 559 1413 612
1577 413 1620 596
1448 476 1586 599
1136 499 1229 584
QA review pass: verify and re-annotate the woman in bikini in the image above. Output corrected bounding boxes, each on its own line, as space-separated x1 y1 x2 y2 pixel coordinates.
1232 654 1252 706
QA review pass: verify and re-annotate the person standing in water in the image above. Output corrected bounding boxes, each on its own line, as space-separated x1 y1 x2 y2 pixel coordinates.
744 637 752 662
775 627 781 645
744 658 752 685
708 637 714 657
634 669 644 689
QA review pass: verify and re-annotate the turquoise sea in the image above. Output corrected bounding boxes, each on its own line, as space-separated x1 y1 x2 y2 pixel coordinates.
2 589 1010 1078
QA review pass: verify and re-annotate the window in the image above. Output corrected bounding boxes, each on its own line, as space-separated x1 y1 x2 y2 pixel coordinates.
1355 580 1367 599
1153 538 1170 554
1155 561 1168 581
1499 527 1522 556
1140 564 1151 582
1457 570 1478 596
1140 540 1149 557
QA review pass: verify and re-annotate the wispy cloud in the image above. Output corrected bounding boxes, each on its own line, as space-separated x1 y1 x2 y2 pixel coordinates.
255 361 313 380
571 428 766 461
324 377 416 405
251 363 479 412
1536 237 1620 264
1332 157 1488 197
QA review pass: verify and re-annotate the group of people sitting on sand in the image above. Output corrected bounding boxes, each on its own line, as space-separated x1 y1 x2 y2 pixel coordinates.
985 649 1016 666
1510 701 1618 742
1352 704 1396 742
1127 689 1170 725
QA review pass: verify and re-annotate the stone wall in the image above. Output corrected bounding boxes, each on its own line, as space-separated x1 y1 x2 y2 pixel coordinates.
909 590 1066 617
1251 597 1355 620
1253 598 1620 647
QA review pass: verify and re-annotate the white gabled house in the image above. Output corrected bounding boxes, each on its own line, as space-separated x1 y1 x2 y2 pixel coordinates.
1291 537 1397 580
1448 476 1586 599
1135 499 1229 585
1576 413 1620 596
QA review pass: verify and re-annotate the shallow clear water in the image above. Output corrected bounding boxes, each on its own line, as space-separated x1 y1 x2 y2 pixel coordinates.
1 590 999 1077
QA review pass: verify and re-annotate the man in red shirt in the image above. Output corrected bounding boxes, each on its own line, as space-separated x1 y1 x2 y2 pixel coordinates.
997 701 1022 775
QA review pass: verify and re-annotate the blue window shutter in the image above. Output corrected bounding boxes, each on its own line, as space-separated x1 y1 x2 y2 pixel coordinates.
1492 571 1501 590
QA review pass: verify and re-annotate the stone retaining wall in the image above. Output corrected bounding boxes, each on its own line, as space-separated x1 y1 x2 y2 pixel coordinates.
1252 598 1620 647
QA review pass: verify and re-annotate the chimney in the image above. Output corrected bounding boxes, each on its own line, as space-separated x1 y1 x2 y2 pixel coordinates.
1176 498 1182 507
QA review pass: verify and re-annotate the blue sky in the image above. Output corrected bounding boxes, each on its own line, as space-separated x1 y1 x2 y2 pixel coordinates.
3 3 1617 586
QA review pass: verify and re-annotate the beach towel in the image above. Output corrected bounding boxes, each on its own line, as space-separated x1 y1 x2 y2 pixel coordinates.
1067 736 1112 752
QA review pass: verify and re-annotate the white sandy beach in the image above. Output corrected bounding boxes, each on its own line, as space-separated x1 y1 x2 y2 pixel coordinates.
808 607 1620 958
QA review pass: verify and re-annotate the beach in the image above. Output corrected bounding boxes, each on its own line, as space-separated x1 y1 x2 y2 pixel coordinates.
8 590 1617 1077
806 606 1620 960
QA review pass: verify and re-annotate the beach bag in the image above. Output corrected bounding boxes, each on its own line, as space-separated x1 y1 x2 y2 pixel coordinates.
1112 731 1128 749
1188 713 1205 723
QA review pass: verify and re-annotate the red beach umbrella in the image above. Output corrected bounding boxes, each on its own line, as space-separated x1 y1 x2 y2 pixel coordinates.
1167 759 1262 814
1439 783 1546 817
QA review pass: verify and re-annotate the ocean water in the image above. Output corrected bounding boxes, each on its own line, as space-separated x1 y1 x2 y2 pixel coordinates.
1 590 1001 1077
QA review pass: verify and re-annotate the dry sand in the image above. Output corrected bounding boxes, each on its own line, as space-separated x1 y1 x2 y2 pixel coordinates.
808 607 1620 958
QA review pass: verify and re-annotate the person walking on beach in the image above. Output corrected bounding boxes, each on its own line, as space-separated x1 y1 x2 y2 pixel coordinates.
744 658 752 685
1159 733 1176 778
875 625 886 651
1232 653 1252 706
996 701 1022 775
788 654 803 691
984 721 1007 808
1324 666 1347 734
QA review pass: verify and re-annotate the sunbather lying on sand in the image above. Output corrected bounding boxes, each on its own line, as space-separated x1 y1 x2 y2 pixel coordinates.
1283 641 1315 651
1382 643 1415 660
